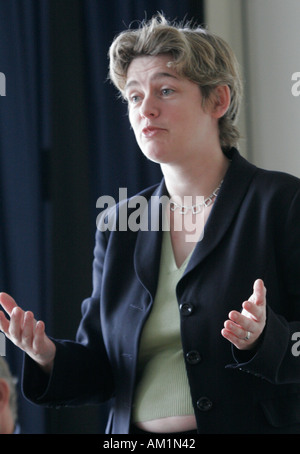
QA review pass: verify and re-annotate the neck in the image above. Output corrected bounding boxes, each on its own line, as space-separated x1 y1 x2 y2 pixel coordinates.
161 147 230 202
0 411 15 434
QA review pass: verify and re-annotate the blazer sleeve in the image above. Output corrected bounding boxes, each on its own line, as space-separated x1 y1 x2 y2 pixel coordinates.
227 186 300 385
22 229 114 407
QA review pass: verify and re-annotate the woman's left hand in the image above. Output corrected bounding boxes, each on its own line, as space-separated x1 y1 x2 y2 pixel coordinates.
222 279 267 350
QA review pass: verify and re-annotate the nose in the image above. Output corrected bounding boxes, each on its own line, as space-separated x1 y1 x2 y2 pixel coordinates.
139 95 159 119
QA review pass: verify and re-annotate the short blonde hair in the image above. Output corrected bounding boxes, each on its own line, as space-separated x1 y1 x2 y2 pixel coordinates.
109 14 243 150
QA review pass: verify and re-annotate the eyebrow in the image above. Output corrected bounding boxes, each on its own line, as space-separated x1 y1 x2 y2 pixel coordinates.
125 72 179 91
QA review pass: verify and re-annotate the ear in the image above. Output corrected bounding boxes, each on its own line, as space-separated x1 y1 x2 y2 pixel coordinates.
0 379 10 410
210 85 231 119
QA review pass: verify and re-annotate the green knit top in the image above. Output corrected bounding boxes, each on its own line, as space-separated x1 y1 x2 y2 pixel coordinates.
132 230 194 423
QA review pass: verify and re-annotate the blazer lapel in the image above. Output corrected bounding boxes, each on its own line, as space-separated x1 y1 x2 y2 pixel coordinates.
185 149 258 275
134 180 167 300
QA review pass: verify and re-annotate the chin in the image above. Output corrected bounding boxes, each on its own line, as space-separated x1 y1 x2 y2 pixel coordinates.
140 146 173 165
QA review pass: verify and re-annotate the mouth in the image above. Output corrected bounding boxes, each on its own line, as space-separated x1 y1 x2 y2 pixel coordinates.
141 126 167 138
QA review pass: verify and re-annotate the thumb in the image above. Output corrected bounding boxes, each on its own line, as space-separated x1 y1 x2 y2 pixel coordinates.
251 279 266 305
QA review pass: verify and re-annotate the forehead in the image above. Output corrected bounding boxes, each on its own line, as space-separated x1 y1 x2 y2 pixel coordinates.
125 55 179 90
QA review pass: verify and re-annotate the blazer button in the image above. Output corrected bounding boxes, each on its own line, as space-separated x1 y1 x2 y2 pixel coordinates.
186 350 202 365
179 303 194 316
197 396 213 412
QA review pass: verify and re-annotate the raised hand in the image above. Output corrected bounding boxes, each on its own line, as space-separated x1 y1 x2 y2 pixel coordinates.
222 279 267 350
0 293 56 373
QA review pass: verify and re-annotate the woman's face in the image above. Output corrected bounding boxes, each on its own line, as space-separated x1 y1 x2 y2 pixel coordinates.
125 55 219 166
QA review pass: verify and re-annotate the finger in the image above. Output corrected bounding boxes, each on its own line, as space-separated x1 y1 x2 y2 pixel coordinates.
8 306 24 343
32 321 46 355
229 310 251 328
242 300 265 322
224 319 250 340
0 292 19 316
22 311 35 349
0 310 10 335
228 310 256 341
221 327 250 347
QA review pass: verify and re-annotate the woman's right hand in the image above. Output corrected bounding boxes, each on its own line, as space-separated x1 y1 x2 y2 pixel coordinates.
0 292 56 374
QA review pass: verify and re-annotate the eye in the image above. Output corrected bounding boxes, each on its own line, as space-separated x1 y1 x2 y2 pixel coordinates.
161 88 174 97
127 93 142 104
131 95 140 103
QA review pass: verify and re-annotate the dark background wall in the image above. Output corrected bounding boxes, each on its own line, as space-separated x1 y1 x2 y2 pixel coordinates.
0 0 204 434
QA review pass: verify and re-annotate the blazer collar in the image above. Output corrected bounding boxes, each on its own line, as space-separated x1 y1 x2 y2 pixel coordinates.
185 148 258 275
134 148 258 297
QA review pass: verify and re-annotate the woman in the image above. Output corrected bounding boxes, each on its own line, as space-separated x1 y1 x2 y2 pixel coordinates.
1 14 300 434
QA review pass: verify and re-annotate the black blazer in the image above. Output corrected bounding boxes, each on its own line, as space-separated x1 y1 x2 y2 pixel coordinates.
23 148 300 433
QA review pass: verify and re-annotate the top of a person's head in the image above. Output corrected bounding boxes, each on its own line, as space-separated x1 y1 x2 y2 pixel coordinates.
0 357 18 425
108 13 243 150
